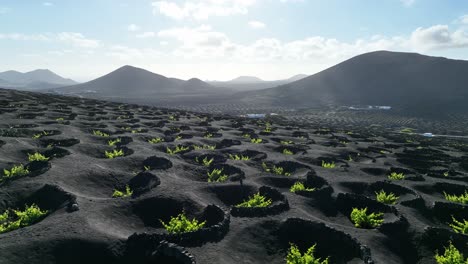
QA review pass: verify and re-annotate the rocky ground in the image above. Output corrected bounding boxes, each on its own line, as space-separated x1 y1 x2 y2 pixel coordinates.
0 88 467 264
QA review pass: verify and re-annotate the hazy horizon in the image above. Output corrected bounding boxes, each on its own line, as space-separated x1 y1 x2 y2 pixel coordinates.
1 0 468 82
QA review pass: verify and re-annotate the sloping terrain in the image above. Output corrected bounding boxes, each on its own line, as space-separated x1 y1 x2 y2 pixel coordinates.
0 69 77 90
54 65 219 99
237 51 468 114
208 74 308 91
0 88 467 264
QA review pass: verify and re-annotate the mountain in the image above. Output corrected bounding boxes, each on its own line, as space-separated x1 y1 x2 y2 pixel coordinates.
0 69 77 90
236 51 468 114
229 76 264 83
207 74 309 91
54 65 216 98
287 74 308 82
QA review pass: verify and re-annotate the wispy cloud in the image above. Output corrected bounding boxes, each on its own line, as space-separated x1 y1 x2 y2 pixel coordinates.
136 31 156 38
42 2 54 7
249 20 266 29
152 0 257 20
126 24 140 32
57 32 100 48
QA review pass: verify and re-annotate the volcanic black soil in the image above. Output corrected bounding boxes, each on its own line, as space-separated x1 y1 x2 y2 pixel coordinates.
0 88 467 264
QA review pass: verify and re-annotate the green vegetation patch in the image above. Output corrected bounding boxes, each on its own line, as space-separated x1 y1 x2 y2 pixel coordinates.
0 204 48 234
112 185 133 198
236 192 272 208
434 241 467 264
449 216 468 235
375 190 399 205
350 207 384 228
28 152 49 162
105 149 124 159
2 164 29 180
290 182 315 193
286 243 329 264
444 191 468 204
160 213 206 234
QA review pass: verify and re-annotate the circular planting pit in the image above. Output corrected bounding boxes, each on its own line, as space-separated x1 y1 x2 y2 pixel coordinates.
40 138 80 148
216 139 242 149
131 197 229 246
128 171 161 196
336 193 406 231
277 218 373 263
262 160 311 177
0 184 77 229
273 145 307 155
26 160 51 177
223 149 267 161
104 136 133 146
183 152 226 166
41 147 71 160
292 131 309 138
142 156 173 171
78 145 134 159
258 171 332 198
230 186 289 217
339 181 421 207
361 167 387 176
417 227 468 264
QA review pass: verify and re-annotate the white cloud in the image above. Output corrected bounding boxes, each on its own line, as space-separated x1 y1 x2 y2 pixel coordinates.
42 2 54 6
248 20 266 29
0 33 50 41
460 15 468 25
57 32 100 48
400 0 415 7
136 31 156 38
152 0 256 20
280 0 304 2
410 25 468 50
127 24 140 31
106 45 162 60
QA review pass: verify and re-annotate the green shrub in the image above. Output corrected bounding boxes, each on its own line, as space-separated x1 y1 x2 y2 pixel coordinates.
0 204 48 234
112 185 133 198
160 213 206 234
375 190 399 205
93 130 109 137
32 131 50 139
434 241 467 264
229 154 250 161
286 243 329 264
192 144 216 150
166 145 190 155
236 192 272 208
107 138 121 146
444 191 468 204
196 157 214 167
281 140 294 145
350 207 384 228
204 133 213 138
148 137 164 144
290 182 315 193
388 172 405 180
449 216 468 235
207 168 228 182
283 149 294 155
105 149 124 159
262 162 291 176
321 161 335 169
250 138 263 144
400 128 414 134
28 152 49 162
3 164 29 179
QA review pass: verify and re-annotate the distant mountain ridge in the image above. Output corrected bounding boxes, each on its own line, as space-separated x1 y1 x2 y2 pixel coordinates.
207 74 309 90
0 69 77 90
235 51 468 114
54 65 216 97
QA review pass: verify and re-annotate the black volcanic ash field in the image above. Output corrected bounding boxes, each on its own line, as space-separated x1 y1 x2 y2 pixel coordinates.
0 88 467 264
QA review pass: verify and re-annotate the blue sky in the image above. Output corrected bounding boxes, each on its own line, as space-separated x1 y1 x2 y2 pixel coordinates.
1 0 468 81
